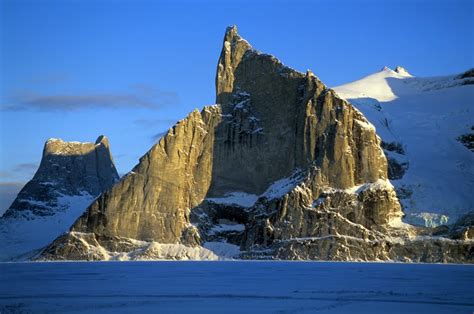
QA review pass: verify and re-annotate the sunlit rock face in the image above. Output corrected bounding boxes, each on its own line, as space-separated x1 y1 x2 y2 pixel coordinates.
64 107 222 245
40 27 472 263
210 26 388 196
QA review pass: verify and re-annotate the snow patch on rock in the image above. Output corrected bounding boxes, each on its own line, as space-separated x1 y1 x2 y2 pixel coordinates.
206 192 259 208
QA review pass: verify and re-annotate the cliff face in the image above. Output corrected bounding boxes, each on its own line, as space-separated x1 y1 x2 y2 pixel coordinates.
40 27 472 262
69 107 222 244
0 136 119 261
210 26 387 196
3 136 119 218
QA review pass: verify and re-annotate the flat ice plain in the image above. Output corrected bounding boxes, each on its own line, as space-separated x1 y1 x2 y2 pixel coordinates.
1 261 473 313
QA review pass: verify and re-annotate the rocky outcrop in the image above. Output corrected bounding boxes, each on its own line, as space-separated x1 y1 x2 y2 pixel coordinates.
2 136 119 218
394 66 411 76
457 126 474 152
239 170 472 263
0 136 119 261
459 68 474 79
40 26 473 263
449 211 474 240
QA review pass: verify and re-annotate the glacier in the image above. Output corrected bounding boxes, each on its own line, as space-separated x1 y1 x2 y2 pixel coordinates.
333 67 474 227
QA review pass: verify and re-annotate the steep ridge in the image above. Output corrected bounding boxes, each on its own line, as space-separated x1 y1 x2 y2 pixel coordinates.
40 107 225 260
40 27 472 262
0 136 119 261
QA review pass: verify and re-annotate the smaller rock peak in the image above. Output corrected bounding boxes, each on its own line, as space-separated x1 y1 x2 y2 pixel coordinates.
46 137 65 144
42 137 111 157
459 68 474 79
226 25 238 34
95 135 110 147
223 25 245 45
394 66 412 77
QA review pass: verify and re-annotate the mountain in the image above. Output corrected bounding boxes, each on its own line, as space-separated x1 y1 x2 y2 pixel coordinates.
40 27 472 262
333 66 474 227
0 136 119 261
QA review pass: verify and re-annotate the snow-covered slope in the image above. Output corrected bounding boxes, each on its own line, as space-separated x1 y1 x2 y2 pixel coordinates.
0 194 95 260
333 67 474 227
335 66 413 102
41 231 241 261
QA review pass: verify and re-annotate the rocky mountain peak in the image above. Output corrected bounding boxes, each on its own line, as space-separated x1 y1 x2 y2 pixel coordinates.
224 25 239 39
379 66 411 77
3 136 119 219
216 26 253 107
0 135 120 261
95 134 109 146
43 136 110 157
394 65 411 76
37 27 472 263
211 26 388 196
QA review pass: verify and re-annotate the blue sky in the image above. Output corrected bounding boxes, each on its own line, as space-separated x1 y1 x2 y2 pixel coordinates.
0 0 472 210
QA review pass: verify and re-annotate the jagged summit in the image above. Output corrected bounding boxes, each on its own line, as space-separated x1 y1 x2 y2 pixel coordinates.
44 135 112 157
217 25 308 108
223 25 251 47
212 25 387 196
95 134 109 145
225 25 238 36
394 65 412 77
379 65 412 77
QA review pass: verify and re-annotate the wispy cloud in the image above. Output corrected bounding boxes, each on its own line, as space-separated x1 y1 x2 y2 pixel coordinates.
151 131 168 142
14 163 38 172
134 118 178 128
2 85 180 111
0 171 12 178
133 117 177 143
0 181 25 189
0 162 38 180
0 181 25 214
28 73 71 85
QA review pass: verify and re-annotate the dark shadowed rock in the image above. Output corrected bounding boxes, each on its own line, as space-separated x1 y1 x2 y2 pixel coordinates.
3 136 119 218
